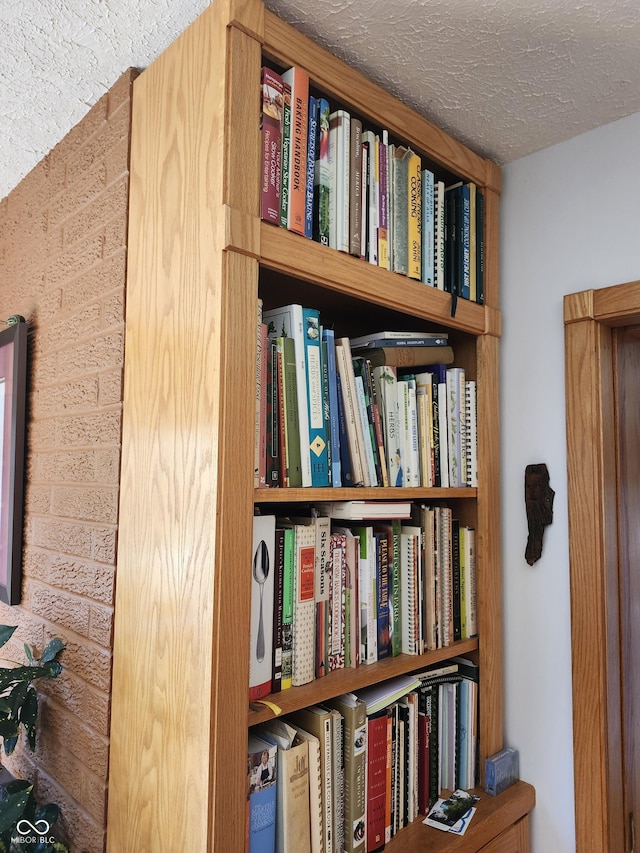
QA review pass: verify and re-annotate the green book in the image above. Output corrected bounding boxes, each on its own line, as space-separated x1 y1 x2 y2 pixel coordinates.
280 526 295 690
278 336 302 487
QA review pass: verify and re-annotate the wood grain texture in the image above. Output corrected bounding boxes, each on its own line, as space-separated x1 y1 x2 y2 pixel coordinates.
262 11 500 191
483 188 500 311
383 782 534 852
564 314 625 852
107 3 246 850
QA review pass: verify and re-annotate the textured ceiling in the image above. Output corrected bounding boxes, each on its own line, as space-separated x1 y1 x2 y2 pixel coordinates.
2 0 640 202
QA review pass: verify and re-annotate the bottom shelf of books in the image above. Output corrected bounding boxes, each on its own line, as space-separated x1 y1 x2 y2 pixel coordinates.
246 656 534 853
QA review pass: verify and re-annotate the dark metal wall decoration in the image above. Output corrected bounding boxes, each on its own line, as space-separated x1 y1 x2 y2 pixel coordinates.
524 463 554 566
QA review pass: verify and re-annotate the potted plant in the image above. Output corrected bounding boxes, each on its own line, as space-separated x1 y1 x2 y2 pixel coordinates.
0 625 68 852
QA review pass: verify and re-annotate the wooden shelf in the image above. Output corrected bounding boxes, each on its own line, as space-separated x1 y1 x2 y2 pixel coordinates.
384 782 535 852
254 486 477 503
248 638 479 725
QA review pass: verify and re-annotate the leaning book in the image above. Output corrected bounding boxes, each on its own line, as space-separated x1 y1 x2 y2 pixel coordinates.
247 734 278 853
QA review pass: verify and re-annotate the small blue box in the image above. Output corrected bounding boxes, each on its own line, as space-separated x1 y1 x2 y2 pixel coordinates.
484 747 519 796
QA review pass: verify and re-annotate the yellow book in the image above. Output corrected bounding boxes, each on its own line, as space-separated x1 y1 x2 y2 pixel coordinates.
407 150 422 280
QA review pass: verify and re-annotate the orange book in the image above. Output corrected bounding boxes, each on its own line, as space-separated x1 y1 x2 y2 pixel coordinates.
281 66 309 235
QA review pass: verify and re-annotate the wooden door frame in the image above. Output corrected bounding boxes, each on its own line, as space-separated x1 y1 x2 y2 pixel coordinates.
564 280 640 852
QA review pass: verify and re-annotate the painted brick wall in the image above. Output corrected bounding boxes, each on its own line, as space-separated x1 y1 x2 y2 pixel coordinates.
0 69 135 853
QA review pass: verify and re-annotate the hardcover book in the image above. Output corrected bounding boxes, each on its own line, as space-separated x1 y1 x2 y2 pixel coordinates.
326 693 367 853
421 168 435 286
305 97 319 239
407 150 422 280
290 706 335 853
292 521 316 686
276 336 302 487
265 305 311 486
313 97 331 245
349 117 363 257
249 515 276 701
281 66 309 236
260 67 283 225
302 306 329 486
391 146 411 276
247 734 278 853
279 79 292 229
329 109 351 253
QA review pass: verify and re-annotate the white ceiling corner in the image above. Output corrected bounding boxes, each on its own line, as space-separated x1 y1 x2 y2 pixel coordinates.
2 0 640 202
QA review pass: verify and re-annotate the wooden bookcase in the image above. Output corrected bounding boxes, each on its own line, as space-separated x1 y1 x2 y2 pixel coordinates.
106 1 534 850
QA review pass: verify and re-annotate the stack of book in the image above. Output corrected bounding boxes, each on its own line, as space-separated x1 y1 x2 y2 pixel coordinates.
248 506 477 700
246 662 478 853
260 65 485 303
254 303 478 491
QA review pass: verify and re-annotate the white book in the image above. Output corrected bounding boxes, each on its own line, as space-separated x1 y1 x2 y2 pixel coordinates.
400 529 417 655
446 367 466 488
407 378 420 486
329 110 350 253
264 304 312 486
465 380 478 487
249 515 276 700
373 365 400 487
434 180 446 290
362 130 378 265
336 338 370 486
290 707 334 853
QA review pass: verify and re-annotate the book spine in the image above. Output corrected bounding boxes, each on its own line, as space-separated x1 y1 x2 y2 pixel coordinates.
392 147 410 275
292 524 316 686
279 80 292 229
335 371 355 487
407 151 422 280
421 168 435 285
280 336 303 488
376 533 391 660
259 323 268 487
378 134 389 270
335 340 366 486
249 516 276 700
328 532 346 672
349 117 363 257
400 531 416 655
305 96 319 239
476 188 485 303
361 131 377 265
366 361 389 488
281 527 294 690
354 374 378 488
321 338 333 486
272 527 284 693
266 340 280 486
322 329 342 487
315 516 331 680
446 366 466 488
460 183 471 299
314 97 331 245
451 518 461 642
407 379 420 487
366 712 389 852
255 300 264 489
468 182 477 301
260 68 283 225
282 67 309 235
434 181 446 290
248 738 277 853
303 307 329 486
360 141 369 261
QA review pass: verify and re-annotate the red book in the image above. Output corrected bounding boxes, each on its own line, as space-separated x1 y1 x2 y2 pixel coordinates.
367 710 390 852
281 66 309 235
261 67 283 224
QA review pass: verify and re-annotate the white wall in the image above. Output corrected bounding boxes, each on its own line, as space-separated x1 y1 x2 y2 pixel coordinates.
501 109 640 853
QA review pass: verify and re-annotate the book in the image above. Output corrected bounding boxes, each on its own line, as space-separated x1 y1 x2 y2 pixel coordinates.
407 150 422 280
260 67 283 225
302 307 329 486
290 706 334 853
249 515 276 701
465 380 478 487
287 724 323 853
292 521 316 686
361 130 378 265
279 79 292 229
266 339 280 486
277 336 302 488
391 146 411 276
375 532 391 660
353 370 378 487
280 526 295 690
281 66 309 236
365 346 454 369
255 301 265 488
328 531 347 672
400 528 418 655
349 117 363 257
434 180 446 290
335 338 368 486
256 720 311 853
446 366 466 488
329 109 350 253
351 333 449 349
264 305 311 486
355 674 422 716
372 365 400 487
366 710 391 852
305 96 319 239
247 733 278 853
314 501 412 521
313 98 331 245
421 168 435 286
313 514 331 679
272 527 284 693
378 131 389 270
325 693 367 853
322 328 342 487
325 706 345 853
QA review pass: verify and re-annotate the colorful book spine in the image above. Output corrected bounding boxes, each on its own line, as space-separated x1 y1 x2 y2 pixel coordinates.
378 131 389 270
305 96 319 239
279 80 292 228
326 694 367 853
292 523 316 686
272 527 284 693
303 306 329 486
349 117 363 257
376 533 391 660
366 710 390 852
460 182 471 299
434 180 446 290
254 300 264 489
407 150 422 280
278 335 302 488
281 66 309 235
421 168 435 286
322 328 342 487
314 514 331 680
247 735 278 853
328 532 347 672
260 67 283 225
314 97 331 245
266 339 280 486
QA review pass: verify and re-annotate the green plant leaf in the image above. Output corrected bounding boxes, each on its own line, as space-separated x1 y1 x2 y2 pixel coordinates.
23 645 33 664
0 784 32 834
39 640 65 665
3 735 18 756
0 627 16 651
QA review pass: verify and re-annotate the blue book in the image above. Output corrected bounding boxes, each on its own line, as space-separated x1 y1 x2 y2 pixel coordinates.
305 96 318 239
302 306 329 486
247 734 277 853
375 533 391 659
322 328 342 487
421 168 435 286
